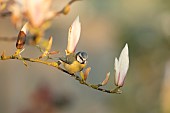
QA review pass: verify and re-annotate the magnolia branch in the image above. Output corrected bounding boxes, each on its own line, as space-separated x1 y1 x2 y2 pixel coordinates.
0 36 17 41
0 11 11 17
0 52 121 94
0 35 36 42
0 1 129 94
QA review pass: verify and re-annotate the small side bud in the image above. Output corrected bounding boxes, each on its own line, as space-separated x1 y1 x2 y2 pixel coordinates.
46 36 53 51
39 36 53 59
49 50 59 55
101 72 110 86
22 60 28 67
63 5 70 15
1 51 5 59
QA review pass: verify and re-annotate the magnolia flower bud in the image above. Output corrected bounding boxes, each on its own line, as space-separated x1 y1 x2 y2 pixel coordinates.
66 16 81 54
80 67 91 81
11 0 54 28
46 36 53 51
114 44 129 87
39 36 53 59
16 22 28 49
101 72 110 86
25 0 54 27
84 67 91 81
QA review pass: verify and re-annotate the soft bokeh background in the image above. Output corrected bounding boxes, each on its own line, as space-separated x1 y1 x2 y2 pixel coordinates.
1 0 170 113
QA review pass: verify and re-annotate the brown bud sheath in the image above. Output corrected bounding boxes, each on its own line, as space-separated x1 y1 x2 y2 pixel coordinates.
16 31 26 49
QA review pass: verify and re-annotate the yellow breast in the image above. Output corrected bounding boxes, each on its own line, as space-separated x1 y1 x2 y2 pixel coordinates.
63 61 86 74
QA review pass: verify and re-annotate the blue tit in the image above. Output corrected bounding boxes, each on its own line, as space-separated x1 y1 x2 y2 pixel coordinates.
59 52 88 74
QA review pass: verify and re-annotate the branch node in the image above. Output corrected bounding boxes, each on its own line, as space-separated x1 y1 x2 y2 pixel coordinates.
1 51 5 60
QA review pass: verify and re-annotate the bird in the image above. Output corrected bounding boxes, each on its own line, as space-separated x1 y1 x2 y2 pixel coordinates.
58 51 88 74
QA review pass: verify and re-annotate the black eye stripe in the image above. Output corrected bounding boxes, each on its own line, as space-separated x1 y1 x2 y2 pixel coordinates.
76 56 83 63
79 56 84 61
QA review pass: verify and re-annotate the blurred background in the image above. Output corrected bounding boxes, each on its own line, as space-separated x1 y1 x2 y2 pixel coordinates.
1 0 170 113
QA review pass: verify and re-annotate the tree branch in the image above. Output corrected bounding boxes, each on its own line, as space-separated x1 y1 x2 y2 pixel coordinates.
0 36 17 41
0 52 121 94
0 11 12 18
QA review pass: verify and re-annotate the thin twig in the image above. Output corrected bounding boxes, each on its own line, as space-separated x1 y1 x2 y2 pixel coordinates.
0 11 12 17
0 35 35 42
0 36 17 41
0 52 121 94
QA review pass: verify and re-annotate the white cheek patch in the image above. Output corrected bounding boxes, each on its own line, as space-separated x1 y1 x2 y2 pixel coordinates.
84 61 87 64
77 56 83 63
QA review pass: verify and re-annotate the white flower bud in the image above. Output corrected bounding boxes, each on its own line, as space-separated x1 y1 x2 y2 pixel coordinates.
66 16 81 54
114 44 129 87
